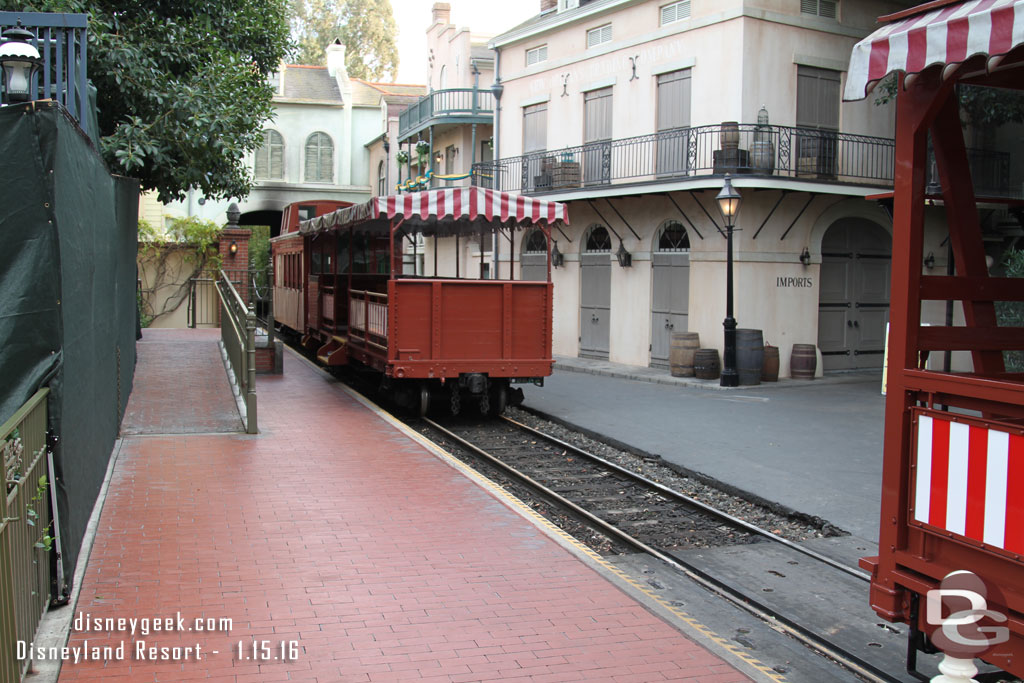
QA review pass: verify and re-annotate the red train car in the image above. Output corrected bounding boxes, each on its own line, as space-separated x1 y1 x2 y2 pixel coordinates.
294 187 567 415
270 200 352 334
846 2 1024 679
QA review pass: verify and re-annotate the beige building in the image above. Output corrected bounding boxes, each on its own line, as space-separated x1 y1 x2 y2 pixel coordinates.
421 0 923 379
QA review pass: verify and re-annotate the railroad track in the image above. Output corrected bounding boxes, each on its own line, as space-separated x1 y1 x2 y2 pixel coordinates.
417 414 908 683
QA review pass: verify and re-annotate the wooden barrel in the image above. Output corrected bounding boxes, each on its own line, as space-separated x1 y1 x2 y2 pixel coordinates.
693 348 721 380
791 344 817 379
669 332 700 377
720 121 740 149
761 345 780 382
750 140 775 173
736 329 764 386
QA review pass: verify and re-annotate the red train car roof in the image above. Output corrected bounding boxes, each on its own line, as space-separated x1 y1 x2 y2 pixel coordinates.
845 0 1024 101
299 188 569 236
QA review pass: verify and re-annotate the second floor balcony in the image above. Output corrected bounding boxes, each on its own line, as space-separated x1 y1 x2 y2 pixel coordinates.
398 88 495 141
473 123 897 195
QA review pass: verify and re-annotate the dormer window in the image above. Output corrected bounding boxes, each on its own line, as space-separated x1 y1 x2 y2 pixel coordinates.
558 0 579 11
587 24 612 48
801 0 837 19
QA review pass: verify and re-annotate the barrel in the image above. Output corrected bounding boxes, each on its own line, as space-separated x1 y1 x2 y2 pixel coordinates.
669 332 700 377
736 329 764 386
693 348 721 380
761 345 780 382
791 344 817 379
750 140 775 174
720 121 740 149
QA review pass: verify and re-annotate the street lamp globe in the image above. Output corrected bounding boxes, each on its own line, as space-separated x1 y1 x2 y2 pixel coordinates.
0 23 41 104
717 174 742 388
716 174 741 225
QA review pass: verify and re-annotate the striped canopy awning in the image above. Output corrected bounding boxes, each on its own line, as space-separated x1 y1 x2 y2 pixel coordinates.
300 188 569 236
845 0 1024 101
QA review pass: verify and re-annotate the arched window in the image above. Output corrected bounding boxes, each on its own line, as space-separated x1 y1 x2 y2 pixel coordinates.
304 132 334 183
377 160 386 196
254 129 283 179
439 65 448 89
523 229 547 253
657 221 690 251
584 225 612 252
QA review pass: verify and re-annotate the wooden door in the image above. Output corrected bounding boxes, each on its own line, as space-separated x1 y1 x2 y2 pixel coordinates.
650 222 691 367
580 226 612 359
583 87 613 186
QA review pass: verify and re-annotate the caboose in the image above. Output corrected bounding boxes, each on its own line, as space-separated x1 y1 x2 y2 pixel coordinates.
846 1 1024 679
287 187 567 416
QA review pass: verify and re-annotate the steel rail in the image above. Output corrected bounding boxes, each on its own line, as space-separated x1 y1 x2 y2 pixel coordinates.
421 417 900 683
502 416 871 583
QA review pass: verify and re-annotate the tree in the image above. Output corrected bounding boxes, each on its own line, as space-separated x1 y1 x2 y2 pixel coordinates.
292 0 398 80
10 0 292 203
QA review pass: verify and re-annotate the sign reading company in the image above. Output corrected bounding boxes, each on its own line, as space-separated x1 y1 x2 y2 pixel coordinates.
776 276 813 288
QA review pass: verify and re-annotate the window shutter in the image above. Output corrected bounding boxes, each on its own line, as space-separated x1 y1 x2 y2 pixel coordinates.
801 0 817 14
661 1 690 25
255 146 268 179
819 0 837 18
305 138 318 181
587 24 611 48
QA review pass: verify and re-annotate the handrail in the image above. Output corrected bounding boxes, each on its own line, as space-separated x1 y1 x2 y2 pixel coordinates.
398 87 495 138
215 271 257 434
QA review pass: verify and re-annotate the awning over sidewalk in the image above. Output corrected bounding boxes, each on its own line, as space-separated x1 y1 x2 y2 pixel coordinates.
300 187 569 236
845 0 1024 101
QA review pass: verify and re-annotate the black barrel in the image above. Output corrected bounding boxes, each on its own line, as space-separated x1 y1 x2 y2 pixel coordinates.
693 348 721 380
736 329 764 386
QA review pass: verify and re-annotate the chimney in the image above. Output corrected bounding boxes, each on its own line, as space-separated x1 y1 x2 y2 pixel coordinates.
432 2 451 26
541 0 556 10
326 39 346 77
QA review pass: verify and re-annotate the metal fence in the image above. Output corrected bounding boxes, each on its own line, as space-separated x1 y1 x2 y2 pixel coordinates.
926 145 1013 198
1 388 53 683
472 123 896 194
0 12 89 135
215 272 257 434
398 87 495 138
189 269 264 328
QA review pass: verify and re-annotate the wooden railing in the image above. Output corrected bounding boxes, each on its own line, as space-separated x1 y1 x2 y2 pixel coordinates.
349 290 388 350
1 388 53 683
216 271 257 434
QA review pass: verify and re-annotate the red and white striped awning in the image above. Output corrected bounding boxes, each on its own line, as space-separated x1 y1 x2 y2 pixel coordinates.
300 188 569 235
845 0 1024 101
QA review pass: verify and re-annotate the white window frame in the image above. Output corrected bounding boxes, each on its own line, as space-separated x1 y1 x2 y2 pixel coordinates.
526 45 548 66
558 0 579 11
304 131 334 184
660 0 691 25
586 24 612 48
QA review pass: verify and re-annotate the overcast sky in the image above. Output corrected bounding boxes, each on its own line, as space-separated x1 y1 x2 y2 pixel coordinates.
389 0 538 84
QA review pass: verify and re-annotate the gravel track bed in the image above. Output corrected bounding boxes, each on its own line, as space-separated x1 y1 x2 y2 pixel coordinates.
504 406 843 543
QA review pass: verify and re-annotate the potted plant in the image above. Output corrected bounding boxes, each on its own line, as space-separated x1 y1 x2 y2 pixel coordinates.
395 150 409 165
415 140 430 165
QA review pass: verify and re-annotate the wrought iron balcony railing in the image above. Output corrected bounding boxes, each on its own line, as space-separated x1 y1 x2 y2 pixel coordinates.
471 123 896 194
0 12 90 135
398 88 495 139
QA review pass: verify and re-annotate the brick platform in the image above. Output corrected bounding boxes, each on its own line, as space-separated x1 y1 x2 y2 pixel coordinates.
59 334 750 682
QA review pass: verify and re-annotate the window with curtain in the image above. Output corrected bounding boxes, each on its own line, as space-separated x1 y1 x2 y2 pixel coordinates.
304 132 334 183
254 129 283 180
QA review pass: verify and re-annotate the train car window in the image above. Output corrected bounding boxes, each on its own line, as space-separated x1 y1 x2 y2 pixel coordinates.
311 248 323 274
352 235 370 274
298 205 316 222
337 232 351 274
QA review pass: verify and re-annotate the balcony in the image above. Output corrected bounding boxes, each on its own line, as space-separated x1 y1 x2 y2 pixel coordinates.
398 88 495 141
0 12 90 135
471 123 897 195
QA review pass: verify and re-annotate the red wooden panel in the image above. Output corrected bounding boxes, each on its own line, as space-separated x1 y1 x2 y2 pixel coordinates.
921 276 1024 302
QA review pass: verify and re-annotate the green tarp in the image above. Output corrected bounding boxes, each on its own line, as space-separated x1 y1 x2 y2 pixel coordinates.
0 100 137 597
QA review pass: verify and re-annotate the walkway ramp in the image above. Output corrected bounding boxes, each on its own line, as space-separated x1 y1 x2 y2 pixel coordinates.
120 328 243 434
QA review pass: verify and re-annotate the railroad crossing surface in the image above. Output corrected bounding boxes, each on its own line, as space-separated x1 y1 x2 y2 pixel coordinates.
56 328 762 683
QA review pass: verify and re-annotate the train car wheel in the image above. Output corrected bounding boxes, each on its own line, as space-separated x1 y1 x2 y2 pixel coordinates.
417 384 430 417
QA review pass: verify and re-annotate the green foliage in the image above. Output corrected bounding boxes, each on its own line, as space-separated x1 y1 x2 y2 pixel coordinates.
10 0 293 203
27 472 54 552
137 288 153 329
166 216 224 269
292 0 398 80
248 225 271 290
997 249 1024 371
137 217 159 242
873 76 1024 129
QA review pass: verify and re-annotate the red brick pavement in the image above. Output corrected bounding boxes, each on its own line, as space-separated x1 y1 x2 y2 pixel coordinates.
59 337 751 682
121 328 243 435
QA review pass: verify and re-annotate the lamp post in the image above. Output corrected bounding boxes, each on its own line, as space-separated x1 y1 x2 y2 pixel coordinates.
0 22 42 105
717 175 742 387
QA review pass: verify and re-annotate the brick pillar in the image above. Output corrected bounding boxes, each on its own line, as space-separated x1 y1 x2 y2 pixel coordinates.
219 203 251 305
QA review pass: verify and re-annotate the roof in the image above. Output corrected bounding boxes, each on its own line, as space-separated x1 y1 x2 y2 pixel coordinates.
351 79 428 107
845 0 1024 100
299 188 569 237
280 65 340 102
